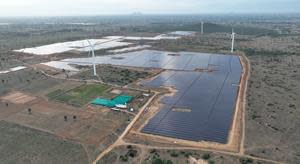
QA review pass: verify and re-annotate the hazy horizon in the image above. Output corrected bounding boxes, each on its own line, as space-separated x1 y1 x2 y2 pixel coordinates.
0 0 299 17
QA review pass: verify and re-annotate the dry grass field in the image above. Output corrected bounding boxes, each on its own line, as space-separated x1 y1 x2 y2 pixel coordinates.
0 67 135 163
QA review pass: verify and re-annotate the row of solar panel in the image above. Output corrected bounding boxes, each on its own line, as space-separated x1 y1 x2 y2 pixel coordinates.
141 54 242 143
66 50 241 73
69 50 212 71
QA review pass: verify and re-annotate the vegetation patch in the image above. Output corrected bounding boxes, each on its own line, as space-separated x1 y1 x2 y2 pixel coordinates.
239 157 254 164
48 84 111 107
202 153 211 160
71 65 151 86
118 145 139 162
152 158 173 164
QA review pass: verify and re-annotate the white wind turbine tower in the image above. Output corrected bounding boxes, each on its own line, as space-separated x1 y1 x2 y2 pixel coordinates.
201 22 204 34
84 37 125 76
231 29 236 53
87 40 97 76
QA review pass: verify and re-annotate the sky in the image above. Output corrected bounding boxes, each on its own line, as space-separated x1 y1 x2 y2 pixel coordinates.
0 0 299 16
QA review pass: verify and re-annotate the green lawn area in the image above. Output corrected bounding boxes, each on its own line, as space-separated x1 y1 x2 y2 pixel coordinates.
47 89 64 100
47 84 112 107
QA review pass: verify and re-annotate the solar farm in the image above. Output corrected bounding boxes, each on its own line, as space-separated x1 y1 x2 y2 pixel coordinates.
42 50 244 144
141 54 242 143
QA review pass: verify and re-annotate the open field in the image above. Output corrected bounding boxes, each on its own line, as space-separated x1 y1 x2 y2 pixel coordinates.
0 96 134 162
0 65 138 163
47 83 111 107
244 55 300 163
0 120 89 164
0 68 63 96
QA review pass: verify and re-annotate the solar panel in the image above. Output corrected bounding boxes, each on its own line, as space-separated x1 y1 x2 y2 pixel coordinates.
69 50 243 143
139 51 243 143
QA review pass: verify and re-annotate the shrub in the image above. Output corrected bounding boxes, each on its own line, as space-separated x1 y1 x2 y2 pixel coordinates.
208 160 215 164
170 151 179 157
152 158 163 164
240 157 253 164
127 149 138 158
150 149 157 154
202 153 211 160
184 152 193 158
152 158 173 164
119 155 128 162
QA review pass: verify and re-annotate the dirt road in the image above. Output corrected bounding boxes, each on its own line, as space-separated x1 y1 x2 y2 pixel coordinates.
92 92 158 164
239 53 251 154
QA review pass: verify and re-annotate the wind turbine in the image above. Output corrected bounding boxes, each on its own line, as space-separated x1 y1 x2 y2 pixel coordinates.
84 37 126 76
87 40 97 76
201 22 204 34
231 29 236 53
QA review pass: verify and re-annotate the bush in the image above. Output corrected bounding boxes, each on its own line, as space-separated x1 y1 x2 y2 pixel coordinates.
152 158 163 164
202 153 211 160
127 149 138 158
165 160 173 164
240 157 253 164
119 155 128 162
208 160 215 164
150 149 157 154
152 158 173 164
184 152 193 158
170 151 179 157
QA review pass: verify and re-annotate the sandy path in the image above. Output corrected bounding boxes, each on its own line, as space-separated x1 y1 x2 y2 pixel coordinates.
239 52 251 155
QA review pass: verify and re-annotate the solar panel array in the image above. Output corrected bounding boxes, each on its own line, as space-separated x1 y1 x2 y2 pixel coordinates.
65 50 212 71
139 52 243 144
66 50 243 143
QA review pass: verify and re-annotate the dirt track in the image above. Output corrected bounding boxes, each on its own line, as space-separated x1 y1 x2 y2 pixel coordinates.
238 52 251 154
93 92 158 164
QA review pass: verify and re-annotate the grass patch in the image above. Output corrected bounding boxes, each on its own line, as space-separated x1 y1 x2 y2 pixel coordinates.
49 84 111 107
46 89 64 100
